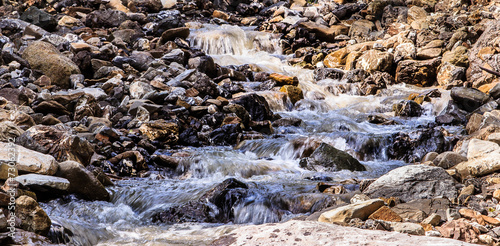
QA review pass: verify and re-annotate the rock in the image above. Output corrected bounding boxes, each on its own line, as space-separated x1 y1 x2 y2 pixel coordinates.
393 100 423 117
437 62 466 87
368 206 402 222
349 20 375 39
439 219 480 244
210 220 477 245
355 50 393 73
422 213 441 226
0 141 58 176
442 46 468 67
153 178 248 224
299 143 366 172
363 165 458 202
395 58 440 86
20 7 57 31
407 6 427 23
269 73 299 86
232 93 273 121
279 85 303 104
433 152 467 169
22 41 80 88
323 48 349 68
56 161 110 201
314 68 344 81
391 198 450 222
58 15 83 28
467 139 499 159
159 27 190 44
16 196 51 236
467 20 500 88
188 57 217 78
0 121 24 142
298 21 347 42
17 125 94 166
85 9 128 28
318 199 384 224
14 174 69 192
139 119 179 143
210 124 242 146
130 80 154 99
391 222 425 235
453 149 500 178
450 87 490 112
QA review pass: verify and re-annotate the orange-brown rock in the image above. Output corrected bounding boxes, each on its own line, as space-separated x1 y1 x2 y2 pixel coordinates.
270 73 299 86
368 206 402 222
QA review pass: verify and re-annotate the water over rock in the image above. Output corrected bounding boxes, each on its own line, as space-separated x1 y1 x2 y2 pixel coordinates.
299 142 366 172
152 178 249 224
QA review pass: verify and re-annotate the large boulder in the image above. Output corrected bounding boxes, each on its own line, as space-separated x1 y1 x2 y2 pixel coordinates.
16 196 51 236
363 165 458 202
22 41 80 88
16 124 94 166
56 161 110 201
299 143 366 172
0 141 58 175
395 58 440 86
467 20 500 88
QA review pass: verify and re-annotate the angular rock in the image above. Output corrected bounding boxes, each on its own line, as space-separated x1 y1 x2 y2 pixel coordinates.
391 222 425 235
16 196 51 236
279 85 303 104
0 142 58 176
318 199 384 224
299 143 366 172
22 41 81 88
20 7 57 31
395 58 440 86
453 149 500 178
437 62 465 87
355 50 393 73
56 161 110 201
232 93 273 121
450 87 490 112
433 151 467 169
139 119 179 143
363 165 458 202
438 219 479 244
368 206 402 222
393 100 423 117
17 125 94 166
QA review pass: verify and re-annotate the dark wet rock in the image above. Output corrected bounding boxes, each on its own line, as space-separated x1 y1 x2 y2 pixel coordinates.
153 178 249 224
17 124 94 166
20 7 57 31
56 161 110 201
300 143 366 172
450 87 490 112
314 68 344 81
231 93 273 121
393 100 423 117
188 56 217 78
435 100 468 125
210 123 242 145
342 69 369 84
22 41 80 89
395 58 440 86
213 0 252 12
85 9 128 28
387 128 450 162
363 165 458 203
16 195 51 236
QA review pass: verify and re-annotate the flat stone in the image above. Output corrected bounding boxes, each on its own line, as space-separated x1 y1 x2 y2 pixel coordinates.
14 174 70 191
368 206 402 222
391 222 425 235
318 199 384 224
0 142 58 176
467 139 499 159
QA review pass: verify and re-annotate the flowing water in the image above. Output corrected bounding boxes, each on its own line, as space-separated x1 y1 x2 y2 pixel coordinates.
40 24 462 245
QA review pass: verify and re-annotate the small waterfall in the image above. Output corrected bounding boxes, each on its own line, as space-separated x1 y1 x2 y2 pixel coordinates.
189 24 281 55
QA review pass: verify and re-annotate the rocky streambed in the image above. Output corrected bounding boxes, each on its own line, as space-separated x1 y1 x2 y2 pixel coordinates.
2 0 500 245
